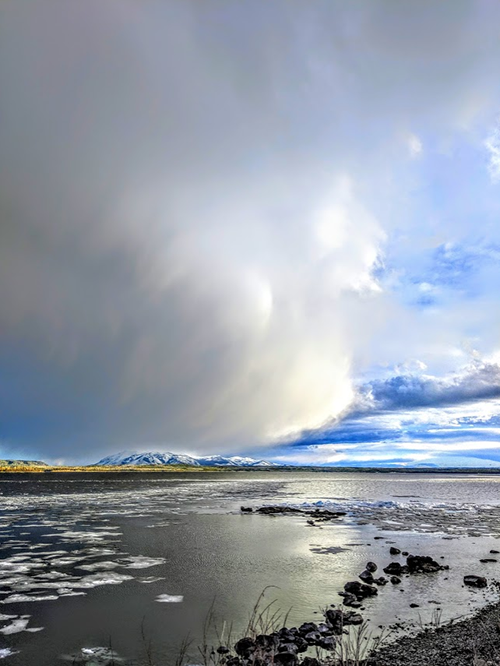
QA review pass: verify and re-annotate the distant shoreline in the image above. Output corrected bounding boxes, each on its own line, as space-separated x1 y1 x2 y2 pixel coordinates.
1 465 500 474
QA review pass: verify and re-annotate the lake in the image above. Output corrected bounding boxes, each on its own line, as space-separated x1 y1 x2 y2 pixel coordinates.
1 471 500 665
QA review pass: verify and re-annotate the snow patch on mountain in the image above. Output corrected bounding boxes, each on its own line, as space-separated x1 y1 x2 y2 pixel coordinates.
94 451 281 468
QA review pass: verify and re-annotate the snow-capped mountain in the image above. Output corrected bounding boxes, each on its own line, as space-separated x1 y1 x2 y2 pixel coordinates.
94 451 281 467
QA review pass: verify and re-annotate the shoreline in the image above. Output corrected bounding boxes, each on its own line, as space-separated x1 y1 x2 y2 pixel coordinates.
372 596 500 665
1 466 500 474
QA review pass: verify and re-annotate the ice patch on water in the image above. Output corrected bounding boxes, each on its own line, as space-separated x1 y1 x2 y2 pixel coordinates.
0 614 17 620
77 561 120 572
118 556 165 569
62 646 123 664
156 594 183 603
138 576 165 584
1 594 58 604
76 572 133 588
0 617 29 634
0 648 18 659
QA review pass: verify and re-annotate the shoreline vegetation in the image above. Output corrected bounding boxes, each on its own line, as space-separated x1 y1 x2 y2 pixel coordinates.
2 462 500 474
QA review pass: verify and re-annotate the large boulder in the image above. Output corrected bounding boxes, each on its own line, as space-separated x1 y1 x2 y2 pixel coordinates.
406 555 441 573
234 637 256 657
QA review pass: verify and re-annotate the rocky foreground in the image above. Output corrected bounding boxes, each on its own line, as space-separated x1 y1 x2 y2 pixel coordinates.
372 599 500 666
221 505 500 666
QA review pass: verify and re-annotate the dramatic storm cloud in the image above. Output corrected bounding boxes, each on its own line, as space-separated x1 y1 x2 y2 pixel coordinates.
2 1 500 463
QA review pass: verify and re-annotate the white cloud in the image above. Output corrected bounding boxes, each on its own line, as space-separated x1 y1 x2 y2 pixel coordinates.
408 134 423 158
484 121 500 181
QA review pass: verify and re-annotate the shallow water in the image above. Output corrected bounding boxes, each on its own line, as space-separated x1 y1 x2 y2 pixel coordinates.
0 471 499 665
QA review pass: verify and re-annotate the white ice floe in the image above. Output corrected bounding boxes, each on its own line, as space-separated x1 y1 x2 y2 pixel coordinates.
118 555 165 569
1 593 59 604
77 561 120 572
0 648 19 659
156 594 183 603
75 572 133 588
137 576 165 584
0 617 30 634
62 646 123 664
0 614 17 621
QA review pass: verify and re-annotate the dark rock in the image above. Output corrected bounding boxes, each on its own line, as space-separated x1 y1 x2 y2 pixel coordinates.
374 576 388 585
257 506 302 515
464 575 487 588
406 555 442 573
303 631 322 645
391 576 402 585
343 612 363 626
374 536 384 540
480 558 497 563
402 551 409 556
298 622 318 636
278 643 298 655
383 562 403 575
240 506 253 513
255 634 279 650
325 609 344 634
217 646 230 654
235 638 256 657
366 561 378 572
490 550 500 554
293 637 308 653
274 652 298 666
317 623 331 635
318 636 336 650
301 658 320 666
409 603 420 608
225 658 241 666
390 547 401 555
359 570 375 584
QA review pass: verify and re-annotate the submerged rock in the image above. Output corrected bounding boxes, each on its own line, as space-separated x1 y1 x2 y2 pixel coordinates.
464 575 487 588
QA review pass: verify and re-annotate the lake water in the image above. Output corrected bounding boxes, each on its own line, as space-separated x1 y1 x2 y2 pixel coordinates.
1 471 500 665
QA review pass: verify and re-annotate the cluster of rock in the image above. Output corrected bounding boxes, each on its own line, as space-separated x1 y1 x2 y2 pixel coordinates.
241 506 346 521
217 608 363 666
340 551 449 608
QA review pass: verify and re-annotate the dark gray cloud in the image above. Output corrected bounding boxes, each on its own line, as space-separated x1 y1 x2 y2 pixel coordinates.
2 1 500 461
354 362 500 414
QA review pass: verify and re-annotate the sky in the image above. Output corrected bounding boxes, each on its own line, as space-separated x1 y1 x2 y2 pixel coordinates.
1 1 500 466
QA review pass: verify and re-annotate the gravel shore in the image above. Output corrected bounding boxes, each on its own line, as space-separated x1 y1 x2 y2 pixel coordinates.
372 600 500 666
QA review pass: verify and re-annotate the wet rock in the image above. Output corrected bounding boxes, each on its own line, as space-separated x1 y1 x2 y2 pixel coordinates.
343 612 363 626
257 506 302 515
374 576 388 585
366 561 378 572
278 643 298 655
390 547 401 555
304 631 322 645
402 551 409 556
490 550 500 554
301 658 320 666
318 636 336 650
256 634 280 650
406 555 442 573
293 637 308 653
344 580 377 600
409 603 420 608
298 622 318 636
316 622 331 635
235 637 256 657
480 558 497 563
383 562 403 575
325 609 344 634
342 594 362 608
464 575 487 588
217 646 230 654
359 570 375 584
240 507 253 513
390 576 402 585
225 658 241 666
274 651 298 666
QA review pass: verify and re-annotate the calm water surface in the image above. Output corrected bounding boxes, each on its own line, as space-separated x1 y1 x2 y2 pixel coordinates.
1 471 500 665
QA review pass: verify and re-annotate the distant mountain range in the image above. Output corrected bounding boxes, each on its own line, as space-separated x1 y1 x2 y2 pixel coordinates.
93 451 281 468
0 459 48 467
